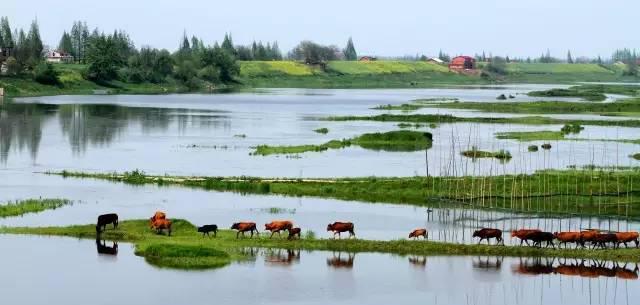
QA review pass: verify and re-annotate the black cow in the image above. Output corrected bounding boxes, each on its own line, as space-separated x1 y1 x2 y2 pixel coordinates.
526 231 555 248
96 213 119 234
197 225 218 237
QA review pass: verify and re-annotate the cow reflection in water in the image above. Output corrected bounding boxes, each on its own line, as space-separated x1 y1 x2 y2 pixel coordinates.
514 257 639 280
96 239 118 256
264 249 300 266
327 252 355 269
408 256 427 268
472 256 503 271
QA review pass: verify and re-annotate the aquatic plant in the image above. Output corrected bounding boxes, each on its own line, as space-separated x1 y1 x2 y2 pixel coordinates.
528 145 539 152
313 128 329 134
0 198 72 217
461 147 512 160
632 153 640 161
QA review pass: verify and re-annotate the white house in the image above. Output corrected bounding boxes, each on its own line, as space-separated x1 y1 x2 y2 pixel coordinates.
428 57 444 64
46 51 74 63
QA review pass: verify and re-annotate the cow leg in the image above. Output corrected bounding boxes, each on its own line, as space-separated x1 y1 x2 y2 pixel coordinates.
214 230 217 238
270 231 275 239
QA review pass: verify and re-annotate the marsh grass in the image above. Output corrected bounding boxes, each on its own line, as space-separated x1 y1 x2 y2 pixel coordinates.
258 207 297 214
0 198 72 217
313 128 329 134
633 153 640 161
462 147 512 160
251 130 432 156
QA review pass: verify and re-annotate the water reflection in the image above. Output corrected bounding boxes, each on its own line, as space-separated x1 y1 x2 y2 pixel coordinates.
0 102 229 161
264 249 301 267
513 257 639 280
407 256 427 268
327 252 356 269
472 256 503 271
96 239 118 256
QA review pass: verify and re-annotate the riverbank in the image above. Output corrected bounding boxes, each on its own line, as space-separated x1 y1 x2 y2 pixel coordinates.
2 62 638 98
49 169 640 219
2 219 639 270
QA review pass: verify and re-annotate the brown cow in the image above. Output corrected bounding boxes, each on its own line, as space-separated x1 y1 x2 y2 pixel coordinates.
526 231 555 248
231 222 259 238
327 222 355 239
553 232 581 248
151 219 172 236
149 211 166 229
288 227 302 240
264 220 294 238
579 229 600 247
510 229 541 246
408 228 428 240
592 233 618 249
472 228 503 245
615 231 640 248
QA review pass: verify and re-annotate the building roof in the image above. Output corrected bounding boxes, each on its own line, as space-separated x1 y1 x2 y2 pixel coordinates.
429 57 444 63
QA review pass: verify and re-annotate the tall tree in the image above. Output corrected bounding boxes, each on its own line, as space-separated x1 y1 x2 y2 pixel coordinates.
58 31 73 54
85 34 125 81
0 17 13 51
343 37 357 61
567 50 574 64
221 33 236 55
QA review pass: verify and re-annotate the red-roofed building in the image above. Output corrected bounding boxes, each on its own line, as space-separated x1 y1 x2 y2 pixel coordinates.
449 56 476 71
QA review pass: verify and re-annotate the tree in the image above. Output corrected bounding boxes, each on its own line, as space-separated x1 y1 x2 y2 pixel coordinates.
567 50 573 64
5 56 20 75
288 41 339 63
438 50 450 62
85 34 125 81
484 56 507 75
343 37 357 61
58 31 73 54
221 33 236 56
25 20 44 67
0 17 13 51
33 62 60 85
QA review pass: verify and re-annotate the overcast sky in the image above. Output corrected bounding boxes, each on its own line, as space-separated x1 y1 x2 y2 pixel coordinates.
4 0 638 58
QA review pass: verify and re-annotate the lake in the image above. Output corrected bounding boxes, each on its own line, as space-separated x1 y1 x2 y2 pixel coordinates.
1 86 639 304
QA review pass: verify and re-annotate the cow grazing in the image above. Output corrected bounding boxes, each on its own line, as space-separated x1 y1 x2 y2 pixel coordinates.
264 220 294 238
526 231 555 248
553 232 581 248
197 225 218 238
615 231 639 248
149 211 166 229
96 213 119 234
409 228 428 240
472 228 503 245
288 227 302 240
327 222 355 239
231 222 259 238
151 219 172 236
510 229 541 246
592 233 617 249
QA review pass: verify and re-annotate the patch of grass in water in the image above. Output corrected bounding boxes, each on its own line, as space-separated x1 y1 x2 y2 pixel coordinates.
258 207 297 214
0 198 72 217
632 153 640 161
251 130 432 156
313 128 329 134
461 147 512 160
496 131 565 141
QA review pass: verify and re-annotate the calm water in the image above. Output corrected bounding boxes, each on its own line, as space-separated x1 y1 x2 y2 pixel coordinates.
0 235 637 305
1 87 638 178
2 86 640 304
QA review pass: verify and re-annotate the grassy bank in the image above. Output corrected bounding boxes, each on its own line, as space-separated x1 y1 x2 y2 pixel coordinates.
528 84 640 101
326 113 640 128
251 130 432 156
51 169 640 219
3 219 639 270
0 198 72 217
496 131 565 141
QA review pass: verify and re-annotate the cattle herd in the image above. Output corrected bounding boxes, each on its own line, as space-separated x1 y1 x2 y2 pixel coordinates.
95 212 640 250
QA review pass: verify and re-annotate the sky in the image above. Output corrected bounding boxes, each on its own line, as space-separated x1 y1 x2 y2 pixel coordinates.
4 0 639 58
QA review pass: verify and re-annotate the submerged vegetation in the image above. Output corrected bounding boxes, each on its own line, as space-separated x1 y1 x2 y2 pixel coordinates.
461 148 512 160
2 219 639 270
251 130 432 156
633 153 640 161
0 198 72 217
53 169 640 219
313 127 329 134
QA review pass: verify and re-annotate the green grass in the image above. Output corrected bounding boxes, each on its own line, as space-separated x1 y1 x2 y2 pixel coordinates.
251 130 432 156
313 127 329 134
3 219 640 270
0 198 72 217
239 61 316 77
325 113 640 128
461 148 512 160
496 131 566 141
633 153 640 161
51 169 640 219
506 63 614 74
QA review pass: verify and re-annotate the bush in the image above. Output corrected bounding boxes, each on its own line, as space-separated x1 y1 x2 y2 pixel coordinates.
33 62 60 85
5 57 21 75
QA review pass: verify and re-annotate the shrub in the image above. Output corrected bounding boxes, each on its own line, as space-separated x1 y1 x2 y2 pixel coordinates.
33 62 60 85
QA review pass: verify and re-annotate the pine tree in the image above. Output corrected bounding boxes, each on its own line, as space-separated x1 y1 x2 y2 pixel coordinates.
0 17 13 50
567 50 573 64
26 20 43 67
58 31 73 54
343 37 357 61
221 33 236 56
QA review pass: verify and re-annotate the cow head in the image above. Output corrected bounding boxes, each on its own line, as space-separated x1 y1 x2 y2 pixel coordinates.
472 230 480 238
326 224 333 231
231 223 239 230
95 224 101 234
